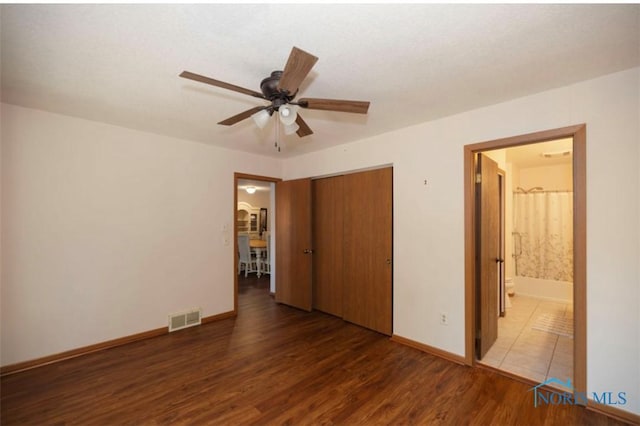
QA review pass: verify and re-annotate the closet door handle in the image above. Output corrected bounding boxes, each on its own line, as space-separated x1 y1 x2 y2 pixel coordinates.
303 249 314 254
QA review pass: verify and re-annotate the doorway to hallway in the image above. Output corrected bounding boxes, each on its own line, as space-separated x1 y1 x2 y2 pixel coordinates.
233 173 280 312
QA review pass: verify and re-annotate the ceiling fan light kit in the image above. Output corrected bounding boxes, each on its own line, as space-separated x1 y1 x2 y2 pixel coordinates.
279 104 298 126
283 122 300 136
180 46 370 151
251 109 271 129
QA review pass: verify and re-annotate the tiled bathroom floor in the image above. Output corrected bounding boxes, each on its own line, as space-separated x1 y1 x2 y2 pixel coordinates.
479 295 573 390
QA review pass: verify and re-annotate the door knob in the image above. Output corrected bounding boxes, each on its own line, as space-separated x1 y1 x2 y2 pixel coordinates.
386 258 392 265
303 249 314 254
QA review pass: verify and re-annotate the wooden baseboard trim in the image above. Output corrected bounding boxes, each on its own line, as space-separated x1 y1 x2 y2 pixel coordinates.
1 310 236 376
587 399 640 425
390 334 466 365
0 327 166 376
201 310 237 324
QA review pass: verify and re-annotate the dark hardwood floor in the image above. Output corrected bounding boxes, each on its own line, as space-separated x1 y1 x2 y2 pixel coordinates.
1 274 623 425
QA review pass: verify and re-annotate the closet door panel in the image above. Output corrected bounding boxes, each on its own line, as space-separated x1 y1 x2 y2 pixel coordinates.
342 168 393 335
312 176 344 316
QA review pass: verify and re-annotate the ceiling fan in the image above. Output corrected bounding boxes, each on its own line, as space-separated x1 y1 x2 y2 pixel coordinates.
179 47 370 140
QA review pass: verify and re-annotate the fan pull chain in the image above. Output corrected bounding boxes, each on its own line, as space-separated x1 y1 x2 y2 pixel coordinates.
275 117 281 152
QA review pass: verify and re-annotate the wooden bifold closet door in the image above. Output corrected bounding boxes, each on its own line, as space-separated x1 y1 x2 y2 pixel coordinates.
312 176 344 317
312 167 393 335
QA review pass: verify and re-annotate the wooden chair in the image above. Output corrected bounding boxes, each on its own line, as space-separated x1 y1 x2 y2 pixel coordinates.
237 234 258 277
259 234 271 276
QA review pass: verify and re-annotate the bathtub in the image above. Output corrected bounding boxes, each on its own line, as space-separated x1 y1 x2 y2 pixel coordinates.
513 276 572 303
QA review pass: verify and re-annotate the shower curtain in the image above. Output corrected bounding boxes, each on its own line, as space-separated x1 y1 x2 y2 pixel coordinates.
513 191 573 282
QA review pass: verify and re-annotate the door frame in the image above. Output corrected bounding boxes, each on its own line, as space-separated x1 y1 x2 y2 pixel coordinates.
234 172 281 313
463 124 587 396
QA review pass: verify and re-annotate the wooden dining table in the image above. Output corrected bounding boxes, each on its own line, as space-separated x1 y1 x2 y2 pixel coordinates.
249 239 267 250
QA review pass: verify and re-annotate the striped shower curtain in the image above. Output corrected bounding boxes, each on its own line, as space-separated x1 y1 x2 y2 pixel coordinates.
513 191 573 282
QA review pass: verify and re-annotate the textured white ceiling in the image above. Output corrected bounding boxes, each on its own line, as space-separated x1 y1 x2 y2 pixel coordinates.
1 4 639 158
238 178 272 193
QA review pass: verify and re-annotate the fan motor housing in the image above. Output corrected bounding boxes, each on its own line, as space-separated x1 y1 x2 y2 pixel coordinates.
261 71 295 104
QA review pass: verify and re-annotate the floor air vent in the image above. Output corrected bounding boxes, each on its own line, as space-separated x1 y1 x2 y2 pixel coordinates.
168 308 202 332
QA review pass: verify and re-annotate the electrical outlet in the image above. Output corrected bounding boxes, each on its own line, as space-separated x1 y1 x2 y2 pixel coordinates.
440 312 448 326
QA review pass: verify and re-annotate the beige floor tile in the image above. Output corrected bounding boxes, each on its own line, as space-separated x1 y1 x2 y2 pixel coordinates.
509 341 555 361
500 360 547 383
493 335 517 350
490 295 574 385
501 351 551 375
480 353 505 368
550 349 573 367
517 330 558 348
556 336 574 352
537 300 567 310
547 362 573 385
497 328 521 340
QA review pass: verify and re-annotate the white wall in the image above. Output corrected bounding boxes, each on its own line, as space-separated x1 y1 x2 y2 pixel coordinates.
283 68 640 415
0 104 282 366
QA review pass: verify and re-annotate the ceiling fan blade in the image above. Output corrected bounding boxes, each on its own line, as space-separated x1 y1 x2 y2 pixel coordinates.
277 47 318 95
180 71 265 99
295 114 313 137
218 106 268 126
299 98 370 114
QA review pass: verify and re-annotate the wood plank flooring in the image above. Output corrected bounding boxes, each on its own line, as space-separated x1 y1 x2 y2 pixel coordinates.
1 275 623 425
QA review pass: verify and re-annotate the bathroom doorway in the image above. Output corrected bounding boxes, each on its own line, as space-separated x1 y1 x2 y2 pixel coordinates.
478 139 575 389
463 124 586 395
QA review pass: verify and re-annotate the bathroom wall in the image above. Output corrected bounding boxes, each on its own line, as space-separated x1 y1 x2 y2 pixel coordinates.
483 149 506 169
519 163 573 191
